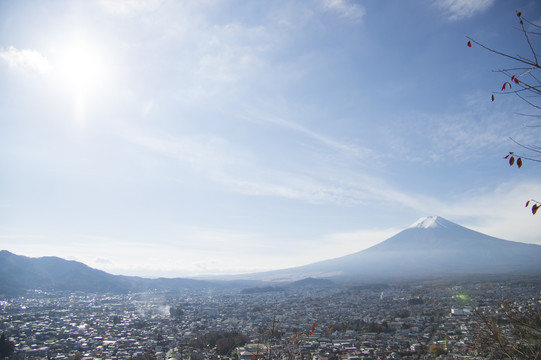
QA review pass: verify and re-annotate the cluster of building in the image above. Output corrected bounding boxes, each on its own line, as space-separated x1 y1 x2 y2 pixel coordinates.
0 280 539 359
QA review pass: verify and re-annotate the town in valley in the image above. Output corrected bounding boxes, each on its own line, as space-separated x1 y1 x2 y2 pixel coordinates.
1 279 540 360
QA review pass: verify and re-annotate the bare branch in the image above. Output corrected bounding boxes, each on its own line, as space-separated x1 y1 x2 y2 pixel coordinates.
514 112 541 119
515 92 541 110
470 12 541 214
522 17 541 30
517 14 539 66
467 37 540 69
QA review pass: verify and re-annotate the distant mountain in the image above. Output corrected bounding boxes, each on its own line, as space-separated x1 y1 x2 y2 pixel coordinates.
3 216 541 293
240 286 285 294
242 216 541 282
0 250 216 295
291 277 335 287
239 277 335 294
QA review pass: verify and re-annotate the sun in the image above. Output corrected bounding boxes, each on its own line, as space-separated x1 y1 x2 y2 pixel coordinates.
59 43 105 92
52 35 111 125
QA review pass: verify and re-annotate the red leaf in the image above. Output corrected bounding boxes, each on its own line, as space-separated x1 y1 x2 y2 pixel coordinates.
526 200 530 208
517 11 522 17
532 204 539 215
502 82 511 90
517 157 523 168
504 154 510 159
509 156 515 166
467 41 472 47
491 94 495 102
520 20 524 25
512 75 519 84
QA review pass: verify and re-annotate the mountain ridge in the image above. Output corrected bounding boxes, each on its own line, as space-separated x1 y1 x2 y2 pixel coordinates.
408 215 450 229
231 216 541 282
0 250 224 295
2 216 541 292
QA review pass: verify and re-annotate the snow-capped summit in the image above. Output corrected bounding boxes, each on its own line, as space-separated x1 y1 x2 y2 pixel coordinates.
408 216 448 229
244 215 541 282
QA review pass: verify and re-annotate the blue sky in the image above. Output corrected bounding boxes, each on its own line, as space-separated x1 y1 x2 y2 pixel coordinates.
1 0 541 277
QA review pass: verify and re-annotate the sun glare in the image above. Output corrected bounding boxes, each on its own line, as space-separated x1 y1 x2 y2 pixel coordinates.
60 44 105 90
53 36 111 126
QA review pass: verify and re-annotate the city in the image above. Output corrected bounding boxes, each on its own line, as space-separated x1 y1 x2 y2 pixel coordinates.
1 279 539 359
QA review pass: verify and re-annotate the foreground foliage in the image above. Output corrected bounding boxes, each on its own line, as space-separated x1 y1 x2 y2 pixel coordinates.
468 11 541 214
475 300 541 359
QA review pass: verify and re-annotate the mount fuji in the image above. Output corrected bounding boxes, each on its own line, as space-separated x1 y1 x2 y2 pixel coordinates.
245 216 541 282
2 216 541 293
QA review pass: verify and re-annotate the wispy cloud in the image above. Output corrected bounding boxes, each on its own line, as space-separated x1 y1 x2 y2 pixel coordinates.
122 126 237 172
383 101 517 164
0 233 42 240
119 118 445 212
0 46 52 74
255 113 372 160
321 0 366 21
195 22 268 85
124 129 355 205
436 0 494 21
97 0 162 15
435 181 541 245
